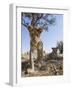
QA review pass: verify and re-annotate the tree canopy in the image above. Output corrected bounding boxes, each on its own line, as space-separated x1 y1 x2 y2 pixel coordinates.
21 13 56 31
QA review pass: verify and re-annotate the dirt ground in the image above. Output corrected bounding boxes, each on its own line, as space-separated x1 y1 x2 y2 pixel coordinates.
21 59 63 77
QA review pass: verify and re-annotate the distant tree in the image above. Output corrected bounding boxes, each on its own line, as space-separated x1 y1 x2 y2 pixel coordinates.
27 52 29 55
57 41 63 54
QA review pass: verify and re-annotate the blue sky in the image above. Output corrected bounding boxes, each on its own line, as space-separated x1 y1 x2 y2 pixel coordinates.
21 14 63 53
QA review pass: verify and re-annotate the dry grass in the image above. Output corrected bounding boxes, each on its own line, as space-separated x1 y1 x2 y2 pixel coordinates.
21 59 63 77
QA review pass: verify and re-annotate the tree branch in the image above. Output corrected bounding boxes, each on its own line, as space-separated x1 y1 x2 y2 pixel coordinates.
21 22 28 28
21 16 28 29
31 13 35 26
34 14 43 26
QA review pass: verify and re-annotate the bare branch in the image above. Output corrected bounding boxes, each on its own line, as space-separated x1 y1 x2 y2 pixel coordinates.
21 22 28 28
34 14 43 25
21 13 28 29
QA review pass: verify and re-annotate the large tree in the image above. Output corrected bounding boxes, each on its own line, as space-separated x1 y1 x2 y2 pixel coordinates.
21 13 55 31
21 13 56 71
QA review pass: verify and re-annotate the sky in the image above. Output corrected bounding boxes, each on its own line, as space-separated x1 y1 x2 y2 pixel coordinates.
21 14 63 54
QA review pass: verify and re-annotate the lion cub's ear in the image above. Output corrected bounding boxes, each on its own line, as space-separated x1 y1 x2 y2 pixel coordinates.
28 25 33 31
38 28 43 34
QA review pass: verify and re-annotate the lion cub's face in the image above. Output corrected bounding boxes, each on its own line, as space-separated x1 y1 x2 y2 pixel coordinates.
28 25 43 37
